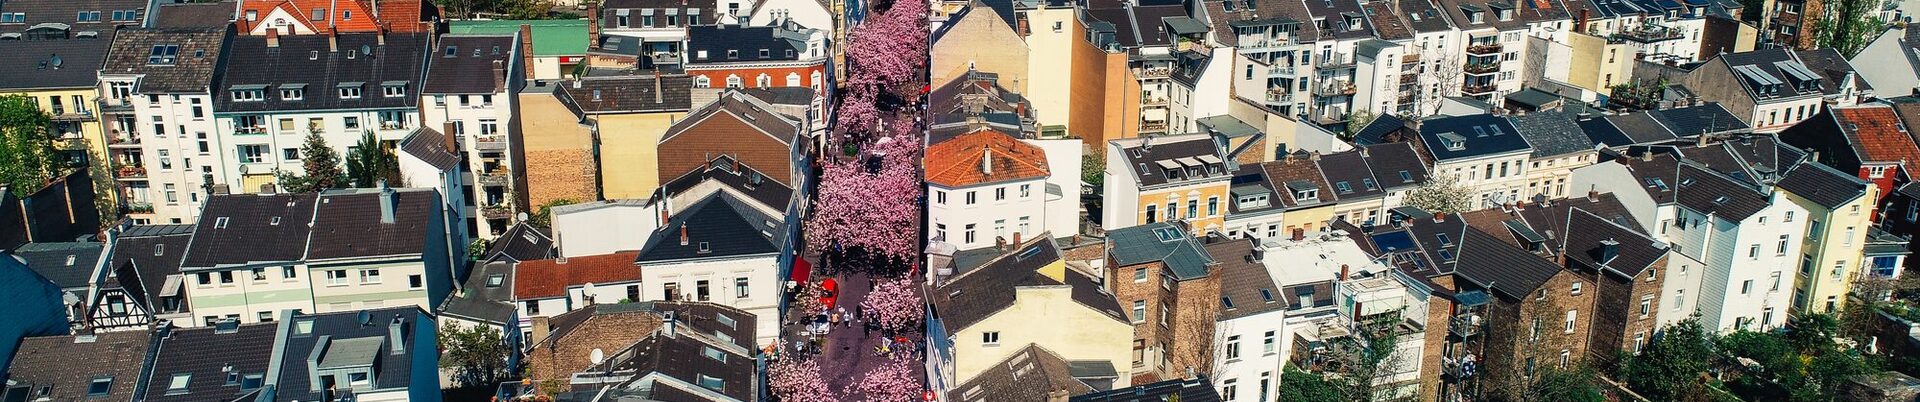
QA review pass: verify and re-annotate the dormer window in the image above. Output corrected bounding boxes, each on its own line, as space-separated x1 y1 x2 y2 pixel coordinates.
231 86 265 102
1462 6 1483 23
1498 9 1513 20
1439 132 1468 151
727 49 739 59
0 12 25 23
280 84 305 100
337 82 363 99
1296 189 1317 202
382 82 407 97
1238 193 1270 208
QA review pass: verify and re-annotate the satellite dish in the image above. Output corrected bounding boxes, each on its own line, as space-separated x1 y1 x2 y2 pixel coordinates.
361 44 371 55
48 54 61 69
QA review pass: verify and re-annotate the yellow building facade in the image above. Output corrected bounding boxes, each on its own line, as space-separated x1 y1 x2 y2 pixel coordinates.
11 88 117 211
1786 183 1877 314
594 112 685 200
945 256 1135 386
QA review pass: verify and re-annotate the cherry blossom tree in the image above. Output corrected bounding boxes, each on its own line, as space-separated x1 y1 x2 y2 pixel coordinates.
805 132 922 260
843 0 927 98
768 358 838 402
861 276 925 333
836 87 883 140
855 354 922 402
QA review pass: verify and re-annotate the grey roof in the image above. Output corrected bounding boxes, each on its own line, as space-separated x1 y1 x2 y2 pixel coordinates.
590 321 758 402
1418 114 1532 162
103 27 230 93
1649 103 1749 136
686 24 806 63
1163 16 1209 35
1197 115 1260 138
1318 150 1385 200
181 193 318 268
634 191 784 264
6 331 153 402
423 35 514 94
735 87 815 106
1604 112 1682 144
555 75 694 115
1209 238 1285 321
306 188 440 260
1578 115 1633 147
1452 227 1563 300
930 236 1127 333
1509 110 1596 157
442 261 516 324
1775 159 1869 209
1561 207 1667 278
1717 48 1849 101
142 322 280 402
215 32 429 112
947 344 1094 402
0 0 147 35
1106 222 1213 280
483 222 553 263
1112 134 1228 187
1673 163 1771 221
151 1 236 28
398 127 459 171
1505 88 1564 109
1363 142 1430 190
0 35 113 90
12 241 102 289
1071 377 1223 402
659 155 794 213
103 225 194 313
270 307 428 401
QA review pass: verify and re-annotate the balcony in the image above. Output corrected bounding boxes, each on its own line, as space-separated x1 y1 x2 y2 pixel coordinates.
1141 97 1168 107
481 205 513 220
1466 43 1503 56
1615 25 1685 42
108 131 140 148
124 201 154 214
478 171 510 187
115 166 146 180
1462 84 1498 95
1140 121 1168 133
1314 82 1356 97
97 99 133 113
474 134 508 151
235 125 267 135
1465 63 1500 75
1449 313 1482 338
379 120 409 131
1269 65 1298 76
1137 67 1172 79
1316 52 1354 68
51 110 95 122
1266 88 1292 104
1442 355 1480 380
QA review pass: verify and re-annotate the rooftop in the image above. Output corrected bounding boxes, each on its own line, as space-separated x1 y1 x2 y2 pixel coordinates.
11 241 102 289
103 27 231 93
925 127 1051 188
1106 222 1213 280
633 191 786 264
215 32 429 112
930 235 1127 333
423 35 515 95
1418 113 1532 162
6 331 153 402
0 35 113 91
448 20 588 56
512 251 642 300
181 193 318 268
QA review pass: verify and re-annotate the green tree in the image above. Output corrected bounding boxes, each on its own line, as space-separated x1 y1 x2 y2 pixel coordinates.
437 323 510 389
1402 174 1475 214
529 198 578 228
467 238 493 263
1082 151 1104 189
345 131 400 188
1815 0 1885 56
1343 109 1377 142
1531 365 1608 402
0 95 56 198
1280 366 1347 401
1622 317 1715 401
275 130 345 193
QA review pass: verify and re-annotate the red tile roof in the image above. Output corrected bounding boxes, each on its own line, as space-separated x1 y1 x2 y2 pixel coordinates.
374 0 435 33
1838 105 1920 175
924 128 1050 188
512 251 643 300
236 0 382 34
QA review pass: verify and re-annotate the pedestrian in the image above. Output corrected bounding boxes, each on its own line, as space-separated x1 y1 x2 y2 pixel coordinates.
829 311 841 328
836 307 848 327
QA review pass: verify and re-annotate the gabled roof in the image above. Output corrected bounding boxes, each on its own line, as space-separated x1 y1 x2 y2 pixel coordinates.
1836 104 1920 174
1262 153 1337 208
1110 134 1229 187
1673 163 1771 221
423 35 515 94
103 225 194 313
141 322 279 402
12 241 102 289
511 251 641 300
441 261 516 324
591 318 758 401
269 307 429 401
234 0 381 34
181 193 318 268
215 32 429 112
7 331 153 402
306 188 439 260
1418 113 1531 162
1578 116 1633 147
1775 158 1870 209
930 236 1127 333
634 191 785 264
1556 207 1665 278
103 27 231 93
556 74 694 115
685 24 809 64
1602 111 1681 144
948 344 1094 402
1362 142 1431 190
485 222 554 263
1071 377 1223 402
1209 238 1285 321
1452 227 1563 300
1509 110 1595 157
925 127 1050 188
1715 48 1854 101
659 90 800 145
1106 222 1213 279
1649 103 1749 136
660 155 794 213
0 0 148 35
398 126 460 171
0 35 114 91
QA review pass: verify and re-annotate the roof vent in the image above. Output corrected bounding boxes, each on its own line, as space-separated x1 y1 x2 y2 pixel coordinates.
214 318 240 334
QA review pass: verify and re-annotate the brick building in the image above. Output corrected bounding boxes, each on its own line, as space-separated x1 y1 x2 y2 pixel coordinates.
684 23 830 97
657 90 809 190
1104 222 1221 383
525 301 755 383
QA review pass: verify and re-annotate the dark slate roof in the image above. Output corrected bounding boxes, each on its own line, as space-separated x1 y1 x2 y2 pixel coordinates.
1364 142 1430 189
398 127 460 171
1070 377 1223 402
1720 134 1806 175
1106 222 1213 280
1418 114 1531 162
152 1 236 28
1673 163 1771 221
142 322 279 402
104 27 231 93
555 75 694 114
930 237 1127 333
1399 0 1455 32
6 331 153 402
1353 113 1411 145
1579 116 1633 148
270 307 428 402
104 225 194 312
735 87 815 106
1717 48 1841 100
634 191 784 264
1452 227 1563 300
1797 48 1871 93
948 344 1094 402
661 155 794 212
659 90 800 145
483 222 553 263
307 188 439 260
1318 150 1385 200
1303 0 1374 40
1775 159 1869 209
0 35 113 90
0 0 148 35
1209 238 1285 321
593 323 757 401
12 241 102 288
1112 134 1229 187
215 32 429 112
1650 103 1749 136
181 193 319 268
445 262 516 324
1509 110 1595 157
423 35 514 94
685 24 804 63
1561 207 1667 278
1604 112 1681 144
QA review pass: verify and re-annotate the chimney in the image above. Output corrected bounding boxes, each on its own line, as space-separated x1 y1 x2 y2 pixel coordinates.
662 311 678 337
327 27 339 52
519 24 536 77
1587 189 1599 202
387 315 406 354
1696 133 1711 147
1432 212 1446 223
587 3 602 48
1598 239 1620 265
1291 228 1305 241
1339 264 1349 280
492 60 506 89
266 28 280 48
441 121 457 152
1639 150 1653 162
996 236 1007 249
1576 9 1589 34
376 27 386 46
378 180 396 224
679 226 689 246
981 146 994 175
652 69 663 104
1012 231 1022 245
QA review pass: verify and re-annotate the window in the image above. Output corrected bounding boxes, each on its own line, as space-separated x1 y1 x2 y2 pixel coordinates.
88 377 112 396
1750 244 1760 259
283 266 298 280
1778 235 1790 255
148 45 180 65
343 116 359 130
218 271 234 284
1571 281 1582 295
1208 197 1220 216
1640 295 1653 317
736 278 750 298
251 267 266 281
964 224 976 244
359 269 381 284
383 84 406 97
1785 211 1795 222
1134 268 1148 282
1741 280 1753 294
326 269 348 285
238 144 267 163
982 331 1001 345
284 148 300 160
697 374 725 392
232 89 264 101
1226 335 1241 360
480 119 499 135
1674 289 1685 311
409 274 423 289
1222 379 1238 400
1771 271 1782 291
525 300 540 315
965 191 977 204
166 373 190 395
338 85 362 99
158 149 172 170
1564 310 1577 333
348 372 369 387
1132 300 1146 322
696 280 711 301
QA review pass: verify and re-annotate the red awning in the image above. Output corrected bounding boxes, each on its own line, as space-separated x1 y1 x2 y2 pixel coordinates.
790 257 813 283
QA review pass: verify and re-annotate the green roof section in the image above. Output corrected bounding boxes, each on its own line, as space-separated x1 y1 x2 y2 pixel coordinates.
448 20 589 57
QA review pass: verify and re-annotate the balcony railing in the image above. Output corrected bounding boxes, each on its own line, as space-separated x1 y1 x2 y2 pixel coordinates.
1266 91 1290 104
115 166 146 179
481 205 513 220
1314 82 1356 97
1316 52 1354 68
52 110 95 122
478 172 510 187
1466 43 1504 56
235 125 267 135
1141 97 1168 107
1615 25 1685 42
124 201 154 214
1465 63 1499 75
1462 84 1498 95
1138 67 1172 79
97 98 134 113
1270 65 1298 76
1140 121 1168 133
1449 313 1482 338
380 120 409 130
474 134 508 151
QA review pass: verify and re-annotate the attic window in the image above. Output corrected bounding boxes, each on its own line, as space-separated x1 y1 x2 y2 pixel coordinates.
759 49 769 58
269 216 281 225
88 377 112 396
1221 296 1236 309
213 216 230 228
697 375 726 392
486 274 504 287
1260 288 1275 303
310 8 324 20
1399 170 1413 182
1646 177 1668 190
1438 249 1456 261
147 45 179 65
444 46 458 57
727 49 739 59
1437 233 1452 246
165 373 190 395
1153 227 1183 241
66 254 77 266
702 346 728 362
716 313 738 328
153 244 165 256
698 242 712 254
